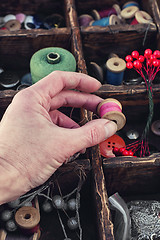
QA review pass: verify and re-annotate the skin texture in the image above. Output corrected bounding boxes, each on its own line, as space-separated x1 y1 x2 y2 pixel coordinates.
0 71 117 204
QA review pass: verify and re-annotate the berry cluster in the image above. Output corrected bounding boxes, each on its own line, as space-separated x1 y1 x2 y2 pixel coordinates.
113 147 134 157
125 49 160 70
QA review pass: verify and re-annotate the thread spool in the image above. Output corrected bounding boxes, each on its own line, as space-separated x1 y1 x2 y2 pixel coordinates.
92 4 121 20
78 14 93 27
135 10 153 24
88 62 103 83
122 1 139 9
106 57 126 85
0 229 40 240
121 6 139 20
91 14 120 27
30 47 76 84
97 98 126 131
15 206 40 233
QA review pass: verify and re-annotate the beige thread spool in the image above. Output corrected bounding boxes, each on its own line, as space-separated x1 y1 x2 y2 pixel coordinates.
121 6 139 19
97 98 126 131
135 10 153 24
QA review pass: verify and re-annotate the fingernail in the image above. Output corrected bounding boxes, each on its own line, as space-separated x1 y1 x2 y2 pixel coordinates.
104 121 117 139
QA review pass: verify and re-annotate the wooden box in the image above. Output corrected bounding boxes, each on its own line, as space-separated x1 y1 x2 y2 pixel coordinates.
0 0 160 240
76 0 160 99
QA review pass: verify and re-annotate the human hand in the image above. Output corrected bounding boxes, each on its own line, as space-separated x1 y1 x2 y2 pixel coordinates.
0 71 117 204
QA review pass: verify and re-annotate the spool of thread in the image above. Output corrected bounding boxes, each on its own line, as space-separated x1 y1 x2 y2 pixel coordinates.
92 4 121 20
106 57 126 85
122 1 139 9
30 47 76 84
88 62 103 83
135 10 153 24
0 229 40 240
97 98 126 131
121 6 139 20
130 17 139 25
78 14 93 27
15 206 40 233
91 14 120 27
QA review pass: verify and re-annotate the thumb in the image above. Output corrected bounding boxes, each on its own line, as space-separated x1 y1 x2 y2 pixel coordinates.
70 119 117 152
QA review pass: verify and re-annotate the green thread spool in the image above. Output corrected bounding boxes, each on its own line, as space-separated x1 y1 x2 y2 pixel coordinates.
30 47 76 84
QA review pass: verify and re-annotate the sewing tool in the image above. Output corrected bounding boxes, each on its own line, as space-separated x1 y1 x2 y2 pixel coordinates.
105 56 126 85
30 47 76 83
92 4 121 20
78 14 93 27
97 98 126 131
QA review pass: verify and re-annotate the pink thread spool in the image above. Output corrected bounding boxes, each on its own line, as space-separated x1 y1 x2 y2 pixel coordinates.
78 14 93 27
97 98 126 131
92 4 121 20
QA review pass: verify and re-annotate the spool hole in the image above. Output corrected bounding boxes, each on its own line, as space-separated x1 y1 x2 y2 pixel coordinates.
24 213 31 220
48 53 59 60
114 62 119 66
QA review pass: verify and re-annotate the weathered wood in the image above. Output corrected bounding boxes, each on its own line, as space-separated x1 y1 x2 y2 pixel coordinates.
103 153 160 197
91 145 114 240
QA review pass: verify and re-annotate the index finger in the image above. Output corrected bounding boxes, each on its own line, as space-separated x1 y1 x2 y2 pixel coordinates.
31 71 102 98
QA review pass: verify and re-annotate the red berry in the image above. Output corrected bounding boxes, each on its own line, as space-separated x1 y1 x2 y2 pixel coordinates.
118 147 126 155
133 60 142 69
150 54 156 61
128 150 134 156
153 50 160 58
138 55 145 62
132 51 139 59
153 59 160 67
113 147 119 156
126 62 133 69
125 55 133 62
144 49 152 58
122 150 129 156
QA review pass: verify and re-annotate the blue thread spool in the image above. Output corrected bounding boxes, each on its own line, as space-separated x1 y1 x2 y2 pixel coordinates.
91 16 110 27
122 1 139 9
91 14 120 26
106 57 126 85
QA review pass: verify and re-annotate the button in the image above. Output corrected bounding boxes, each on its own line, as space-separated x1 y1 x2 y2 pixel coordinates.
126 129 139 139
151 120 160 136
0 71 20 88
99 134 125 158
5 20 21 31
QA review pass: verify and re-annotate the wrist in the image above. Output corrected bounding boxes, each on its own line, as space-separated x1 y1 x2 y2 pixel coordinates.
0 156 30 205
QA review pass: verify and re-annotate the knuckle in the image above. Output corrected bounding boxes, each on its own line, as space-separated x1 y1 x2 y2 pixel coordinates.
87 126 101 146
